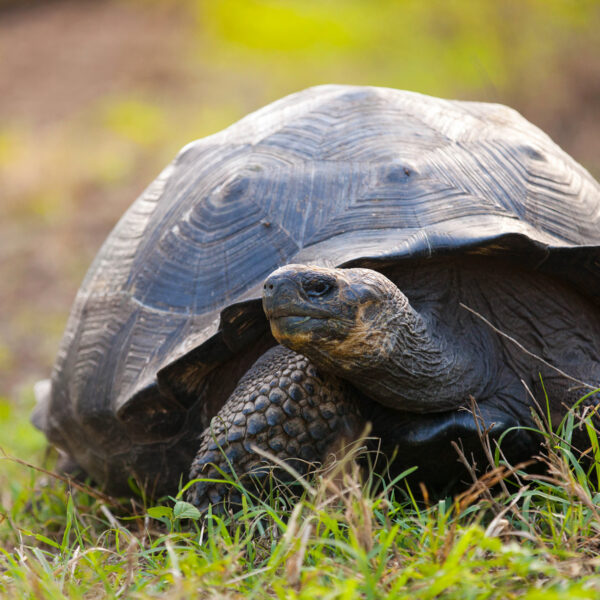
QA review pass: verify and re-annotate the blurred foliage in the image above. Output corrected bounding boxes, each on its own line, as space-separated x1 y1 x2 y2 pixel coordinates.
0 0 598 465
199 0 510 93
101 98 170 147
194 0 599 114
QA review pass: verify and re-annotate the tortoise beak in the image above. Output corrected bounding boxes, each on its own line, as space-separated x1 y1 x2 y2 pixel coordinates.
262 270 302 319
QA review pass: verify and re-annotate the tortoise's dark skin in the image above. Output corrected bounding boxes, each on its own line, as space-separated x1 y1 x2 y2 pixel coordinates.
187 257 600 506
32 85 600 505
187 346 361 509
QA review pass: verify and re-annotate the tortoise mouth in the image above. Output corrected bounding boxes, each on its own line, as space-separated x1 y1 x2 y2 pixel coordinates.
264 304 332 321
269 311 358 347
271 315 328 331
269 314 340 346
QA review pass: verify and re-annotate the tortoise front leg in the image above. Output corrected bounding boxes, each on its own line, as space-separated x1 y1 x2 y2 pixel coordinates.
187 346 361 510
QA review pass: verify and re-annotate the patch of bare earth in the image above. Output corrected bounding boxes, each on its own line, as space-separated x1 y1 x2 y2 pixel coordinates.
0 0 197 395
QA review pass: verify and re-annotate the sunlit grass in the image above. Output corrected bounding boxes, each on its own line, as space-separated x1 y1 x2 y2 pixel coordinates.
2 396 600 598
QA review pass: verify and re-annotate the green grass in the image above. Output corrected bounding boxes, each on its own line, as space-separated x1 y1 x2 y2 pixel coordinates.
2 394 600 598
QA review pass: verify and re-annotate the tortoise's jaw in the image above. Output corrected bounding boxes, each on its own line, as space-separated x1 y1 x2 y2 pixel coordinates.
270 316 315 347
264 298 336 339
272 315 324 330
269 315 339 348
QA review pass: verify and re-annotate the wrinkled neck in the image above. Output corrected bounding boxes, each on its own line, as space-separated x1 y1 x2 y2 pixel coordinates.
343 291 495 412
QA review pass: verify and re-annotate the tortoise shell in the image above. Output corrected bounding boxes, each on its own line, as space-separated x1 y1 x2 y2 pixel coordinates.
34 85 600 494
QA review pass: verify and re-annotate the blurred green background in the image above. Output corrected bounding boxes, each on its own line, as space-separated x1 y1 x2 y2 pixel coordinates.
0 0 599 455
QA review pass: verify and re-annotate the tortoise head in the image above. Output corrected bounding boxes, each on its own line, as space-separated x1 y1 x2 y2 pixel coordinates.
262 264 405 374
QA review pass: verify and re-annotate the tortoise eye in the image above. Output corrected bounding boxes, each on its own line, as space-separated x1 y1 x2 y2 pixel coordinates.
304 278 334 298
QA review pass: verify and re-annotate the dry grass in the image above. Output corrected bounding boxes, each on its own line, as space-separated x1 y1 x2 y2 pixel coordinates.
2 395 600 598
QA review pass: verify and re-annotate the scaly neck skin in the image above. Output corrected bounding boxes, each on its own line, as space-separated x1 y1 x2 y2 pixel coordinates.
305 286 496 413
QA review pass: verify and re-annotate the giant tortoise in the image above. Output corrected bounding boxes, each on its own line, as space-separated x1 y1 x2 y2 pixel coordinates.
33 85 600 506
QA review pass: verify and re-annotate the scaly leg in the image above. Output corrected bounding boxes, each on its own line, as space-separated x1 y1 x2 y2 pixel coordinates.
187 346 361 509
